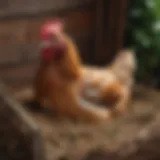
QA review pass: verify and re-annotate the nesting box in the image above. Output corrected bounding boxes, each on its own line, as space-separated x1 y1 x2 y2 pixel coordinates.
1 0 160 160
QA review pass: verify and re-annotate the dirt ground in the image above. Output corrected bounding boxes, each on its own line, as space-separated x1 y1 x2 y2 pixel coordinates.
17 85 160 160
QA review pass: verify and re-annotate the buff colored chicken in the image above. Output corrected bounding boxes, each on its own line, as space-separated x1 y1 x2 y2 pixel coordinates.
14 19 136 121
33 19 112 123
80 49 137 115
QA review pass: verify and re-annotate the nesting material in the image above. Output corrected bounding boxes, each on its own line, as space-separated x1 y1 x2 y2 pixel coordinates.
1 83 160 160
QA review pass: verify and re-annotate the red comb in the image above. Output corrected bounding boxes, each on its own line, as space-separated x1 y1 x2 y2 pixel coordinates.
40 19 64 40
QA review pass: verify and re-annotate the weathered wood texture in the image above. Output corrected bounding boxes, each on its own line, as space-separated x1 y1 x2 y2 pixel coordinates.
0 83 46 160
95 0 128 64
0 0 96 88
0 0 93 18
0 0 128 88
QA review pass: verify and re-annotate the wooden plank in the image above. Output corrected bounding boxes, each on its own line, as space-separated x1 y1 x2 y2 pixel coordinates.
0 4 96 68
0 19 28 44
101 0 116 64
95 0 128 65
0 44 39 66
0 33 94 67
94 0 105 64
26 9 96 43
0 63 38 78
0 82 46 160
114 0 128 53
0 34 94 88
0 0 94 18
0 9 95 43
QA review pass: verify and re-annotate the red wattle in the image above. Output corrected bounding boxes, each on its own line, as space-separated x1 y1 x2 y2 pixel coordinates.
41 47 53 61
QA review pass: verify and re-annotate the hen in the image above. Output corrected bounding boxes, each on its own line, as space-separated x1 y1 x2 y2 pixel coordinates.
14 19 136 121
33 19 111 122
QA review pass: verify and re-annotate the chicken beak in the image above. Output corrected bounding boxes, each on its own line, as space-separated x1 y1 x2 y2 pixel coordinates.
39 40 51 49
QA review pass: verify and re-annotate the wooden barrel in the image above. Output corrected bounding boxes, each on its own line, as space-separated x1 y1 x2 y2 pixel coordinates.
0 0 97 89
